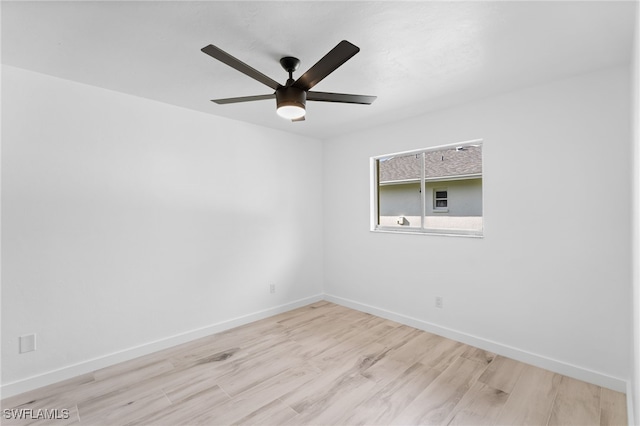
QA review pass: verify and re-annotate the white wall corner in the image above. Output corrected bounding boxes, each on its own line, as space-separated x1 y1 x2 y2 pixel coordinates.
630 2 640 425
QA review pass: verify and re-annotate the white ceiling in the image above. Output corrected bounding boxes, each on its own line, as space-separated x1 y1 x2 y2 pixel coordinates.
1 1 636 140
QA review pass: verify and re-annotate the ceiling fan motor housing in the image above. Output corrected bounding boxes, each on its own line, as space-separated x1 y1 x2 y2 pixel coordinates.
276 85 306 111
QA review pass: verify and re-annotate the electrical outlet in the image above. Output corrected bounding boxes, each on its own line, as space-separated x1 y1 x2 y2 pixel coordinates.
19 334 36 353
270 283 276 294
435 296 443 309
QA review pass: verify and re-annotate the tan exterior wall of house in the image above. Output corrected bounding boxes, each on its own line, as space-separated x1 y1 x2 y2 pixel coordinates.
378 178 482 218
426 179 482 216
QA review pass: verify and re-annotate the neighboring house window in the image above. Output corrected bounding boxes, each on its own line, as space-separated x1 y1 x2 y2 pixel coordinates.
371 140 483 237
434 189 448 211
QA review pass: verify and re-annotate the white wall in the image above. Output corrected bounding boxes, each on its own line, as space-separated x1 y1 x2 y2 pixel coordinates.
1 66 324 393
324 66 631 390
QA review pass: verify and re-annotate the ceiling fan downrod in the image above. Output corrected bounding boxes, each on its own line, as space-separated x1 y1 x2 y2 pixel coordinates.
279 56 300 86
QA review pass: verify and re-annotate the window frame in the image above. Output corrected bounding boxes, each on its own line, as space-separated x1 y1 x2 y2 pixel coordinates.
433 188 449 212
370 139 483 238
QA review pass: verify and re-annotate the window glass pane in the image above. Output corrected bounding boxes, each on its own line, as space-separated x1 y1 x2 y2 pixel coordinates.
435 191 447 199
424 145 482 232
425 145 482 179
377 153 422 228
372 142 483 236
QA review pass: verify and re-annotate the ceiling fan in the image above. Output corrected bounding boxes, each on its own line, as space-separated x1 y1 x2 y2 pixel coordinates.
201 40 376 122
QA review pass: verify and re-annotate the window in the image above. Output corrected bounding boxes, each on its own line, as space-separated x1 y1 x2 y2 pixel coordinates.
371 140 483 237
434 189 448 211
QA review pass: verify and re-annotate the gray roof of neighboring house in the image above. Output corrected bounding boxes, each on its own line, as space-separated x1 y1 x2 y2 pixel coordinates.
379 145 482 183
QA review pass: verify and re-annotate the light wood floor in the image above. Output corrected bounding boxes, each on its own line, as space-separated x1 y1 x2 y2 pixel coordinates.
1 301 628 425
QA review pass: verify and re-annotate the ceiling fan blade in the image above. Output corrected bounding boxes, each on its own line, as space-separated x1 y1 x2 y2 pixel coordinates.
211 94 275 104
307 91 376 105
293 40 360 91
202 44 281 90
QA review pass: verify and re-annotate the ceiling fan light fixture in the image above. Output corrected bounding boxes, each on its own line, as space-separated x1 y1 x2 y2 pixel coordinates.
277 105 305 120
276 86 306 120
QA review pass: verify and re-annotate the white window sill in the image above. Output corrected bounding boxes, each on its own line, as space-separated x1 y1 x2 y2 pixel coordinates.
371 227 483 238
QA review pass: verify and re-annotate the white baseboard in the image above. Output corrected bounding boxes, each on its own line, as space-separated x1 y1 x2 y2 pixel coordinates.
1 294 324 399
324 293 628 393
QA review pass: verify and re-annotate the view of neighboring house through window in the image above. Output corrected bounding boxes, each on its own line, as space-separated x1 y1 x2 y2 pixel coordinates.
371 141 483 236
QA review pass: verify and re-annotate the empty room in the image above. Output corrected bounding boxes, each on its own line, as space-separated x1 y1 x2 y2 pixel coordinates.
2 1 639 425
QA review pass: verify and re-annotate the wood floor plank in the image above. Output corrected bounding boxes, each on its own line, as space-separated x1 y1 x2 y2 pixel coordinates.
34 360 176 412
418 335 468 371
216 354 302 398
384 325 467 372
78 389 171 424
359 321 400 341
288 333 343 360
93 348 238 410
189 366 319 425
460 346 496 366
494 364 561 425
392 356 489 425
272 301 336 326
230 398 298 425
286 373 377 425
280 314 345 342
358 327 430 388
124 385 230 426
215 339 306 397
0 374 94 410
308 338 384 372
331 313 389 343
167 336 252 369
92 351 179 382
477 354 526 393
344 362 442 425
548 375 600 426
162 371 225 404
360 353 414 387
443 381 510 426
386 330 439 365
275 311 329 332
600 387 628 426
282 342 387 414
374 324 423 348
230 364 320 409
283 313 341 337
93 359 175 384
